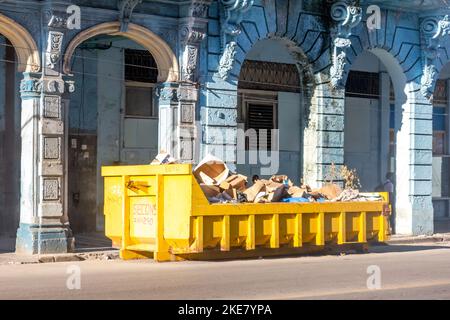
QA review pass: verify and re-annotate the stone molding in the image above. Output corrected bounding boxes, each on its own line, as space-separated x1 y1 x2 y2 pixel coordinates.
217 0 254 80
420 15 450 100
330 1 362 89
63 21 179 82
0 13 40 72
118 0 142 32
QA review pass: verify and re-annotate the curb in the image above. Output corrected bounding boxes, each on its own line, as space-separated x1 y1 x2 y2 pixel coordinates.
38 251 120 263
1 250 119 265
386 234 450 245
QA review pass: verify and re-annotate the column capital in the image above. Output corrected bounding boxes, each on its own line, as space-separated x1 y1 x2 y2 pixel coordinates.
420 15 450 100
20 72 42 99
155 82 181 104
329 1 363 90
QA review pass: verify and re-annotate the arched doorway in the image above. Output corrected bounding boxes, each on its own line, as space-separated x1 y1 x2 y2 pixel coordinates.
0 36 20 242
432 63 450 232
0 14 40 250
344 51 394 191
236 38 305 185
67 34 162 235
63 22 178 236
344 49 408 232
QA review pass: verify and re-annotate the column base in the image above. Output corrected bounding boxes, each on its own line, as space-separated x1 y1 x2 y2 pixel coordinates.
395 205 434 236
15 223 75 255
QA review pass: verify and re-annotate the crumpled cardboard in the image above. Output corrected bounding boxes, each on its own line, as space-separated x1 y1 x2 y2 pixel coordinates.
150 151 178 165
313 183 343 200
243 180 266 202
193 154 230 185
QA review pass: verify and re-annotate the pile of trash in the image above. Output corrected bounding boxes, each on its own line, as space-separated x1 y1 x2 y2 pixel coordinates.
151 152 383 204
192 155 382 204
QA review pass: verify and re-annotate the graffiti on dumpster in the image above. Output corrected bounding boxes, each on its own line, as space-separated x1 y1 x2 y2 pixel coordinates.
132 202 156 238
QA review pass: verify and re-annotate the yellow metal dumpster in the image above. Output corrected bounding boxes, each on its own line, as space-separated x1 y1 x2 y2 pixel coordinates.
102 164 390 262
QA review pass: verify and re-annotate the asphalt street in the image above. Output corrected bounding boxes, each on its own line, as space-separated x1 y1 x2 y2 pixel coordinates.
1 242 449 300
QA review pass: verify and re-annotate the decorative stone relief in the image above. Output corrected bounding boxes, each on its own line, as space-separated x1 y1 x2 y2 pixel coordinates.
118 0 142 32
46 31 64 69
44 96 61 119
217 41 237 80
178 85 198 101
329 1 362 89
180 26 206 82
219 0 254 49
190 0 211 18
180 139 194 161
216 0 254 80
45 78 65 94
330 48 348 89
43 178 60 201
44 137 61 160
181 104 195 123
20 76 42 98
420 15 450 99
184 45 198 82
330 1 362 38
156 85 179 103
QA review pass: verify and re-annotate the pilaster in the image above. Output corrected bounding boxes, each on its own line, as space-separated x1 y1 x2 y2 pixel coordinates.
16 9 75 254
395 84 434 235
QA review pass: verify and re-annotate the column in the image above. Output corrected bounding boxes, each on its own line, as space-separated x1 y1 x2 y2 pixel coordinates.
16 15 74 254
201 79 238 170
15 72 74 254
395 83 434 235
157 82 180 157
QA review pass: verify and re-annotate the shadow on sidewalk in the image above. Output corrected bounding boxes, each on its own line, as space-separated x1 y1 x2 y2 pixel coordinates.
74 232 117 253
369 242 450 254
1 233 117 254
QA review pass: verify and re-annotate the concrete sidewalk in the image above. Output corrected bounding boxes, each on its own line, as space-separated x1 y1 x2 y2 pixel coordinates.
1 232 449 265
387 233 450 244
0 233 119 265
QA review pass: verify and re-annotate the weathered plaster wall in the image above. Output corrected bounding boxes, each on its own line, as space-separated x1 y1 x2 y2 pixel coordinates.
344 51 390 191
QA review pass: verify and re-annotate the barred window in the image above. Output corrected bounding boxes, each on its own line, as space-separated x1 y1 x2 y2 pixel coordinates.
433 80 448 155
434 79 448 105
345 71 380 99
124 49 158 118
246 103 276 150
124 49 158 83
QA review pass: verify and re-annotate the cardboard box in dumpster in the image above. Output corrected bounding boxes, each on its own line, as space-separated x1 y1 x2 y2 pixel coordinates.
193 154 230 185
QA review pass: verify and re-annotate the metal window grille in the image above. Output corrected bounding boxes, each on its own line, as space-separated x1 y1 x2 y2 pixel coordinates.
124 49 158 83
345 71 380 99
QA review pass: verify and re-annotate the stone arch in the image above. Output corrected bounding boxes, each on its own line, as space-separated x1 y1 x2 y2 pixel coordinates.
233 36 315 91
342 47 408 128
63 21 179 82
428 37 450 98
338 21 421 91
221 0 328 83
0 13 40 72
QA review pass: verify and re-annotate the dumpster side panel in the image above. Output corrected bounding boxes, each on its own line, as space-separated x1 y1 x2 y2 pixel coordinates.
163 174 193 243
104 176 123 247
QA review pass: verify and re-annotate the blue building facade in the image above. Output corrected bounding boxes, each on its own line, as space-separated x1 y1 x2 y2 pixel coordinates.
0 0 449 254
